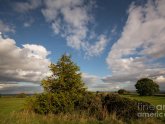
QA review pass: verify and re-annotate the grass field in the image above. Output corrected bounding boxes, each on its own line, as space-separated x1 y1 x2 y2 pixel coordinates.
0 97 25 115
121 94 165 105
121 94 165 119
0 96 164 124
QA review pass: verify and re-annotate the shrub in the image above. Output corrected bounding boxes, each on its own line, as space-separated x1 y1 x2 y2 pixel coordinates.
102 94 156 120
74 92 107 120
26 93 74 114
118 89 127 95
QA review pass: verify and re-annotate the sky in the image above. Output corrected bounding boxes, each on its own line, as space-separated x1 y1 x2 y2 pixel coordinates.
0 0 165 94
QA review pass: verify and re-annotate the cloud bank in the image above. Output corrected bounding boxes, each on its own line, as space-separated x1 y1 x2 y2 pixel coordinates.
0 33 50 83
105 0 165 90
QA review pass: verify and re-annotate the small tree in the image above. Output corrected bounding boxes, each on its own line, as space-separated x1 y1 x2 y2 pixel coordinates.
135 78 159 96
27 54 88 114
118 89 127 95
42 54 86 101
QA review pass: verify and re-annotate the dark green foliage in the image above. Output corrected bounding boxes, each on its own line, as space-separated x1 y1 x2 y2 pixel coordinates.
118 89 127 94
102 94 156 120
75 92 99 110
42 54 86 101
27 54 86 114
26 93 74 114
135 78 159 96
74 92 106 120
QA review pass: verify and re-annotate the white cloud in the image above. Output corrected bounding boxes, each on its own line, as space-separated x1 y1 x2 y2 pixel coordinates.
0 20 15 33
14 0 42 13
155 76 165 84
23 44 50 59
83 35 107 57
82 73 120 91
0 33 50 83
42 0 107 57
105 0 165 90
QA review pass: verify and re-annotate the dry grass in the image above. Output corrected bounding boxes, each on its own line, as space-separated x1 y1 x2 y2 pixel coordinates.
0 110 163 124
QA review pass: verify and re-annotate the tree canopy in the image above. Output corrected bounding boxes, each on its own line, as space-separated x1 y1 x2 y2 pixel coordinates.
41 54 86 100
135 78 159 96
118 89 127 95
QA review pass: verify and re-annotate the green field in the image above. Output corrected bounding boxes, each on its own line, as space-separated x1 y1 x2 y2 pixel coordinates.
121 94 165 105
0 97 25 115
121 94 165 119
0 96 164 124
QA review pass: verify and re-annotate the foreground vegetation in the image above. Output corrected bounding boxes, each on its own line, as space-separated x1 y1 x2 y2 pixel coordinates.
0 97 164 124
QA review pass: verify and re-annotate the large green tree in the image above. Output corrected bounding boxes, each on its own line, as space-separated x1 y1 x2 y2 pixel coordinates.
41 54 86 100
135 78 159 96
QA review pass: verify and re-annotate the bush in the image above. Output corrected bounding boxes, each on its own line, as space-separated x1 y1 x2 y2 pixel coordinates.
74 92 106 120
26 93 74 114
26 92 156 121
118 89 127 95
26 92 107 120
102 94 156 120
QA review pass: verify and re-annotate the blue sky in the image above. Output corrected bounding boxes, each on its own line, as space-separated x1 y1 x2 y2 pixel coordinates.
0 0 165 94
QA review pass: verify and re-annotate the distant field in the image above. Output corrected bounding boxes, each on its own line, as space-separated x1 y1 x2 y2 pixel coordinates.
0 97 25 115
121 94 165 105
0 96 164 124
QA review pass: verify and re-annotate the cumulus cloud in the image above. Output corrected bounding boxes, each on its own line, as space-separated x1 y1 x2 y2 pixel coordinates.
0 33 50 83
42 0 107 57
82 73 120 91
12 0 108 56
105 0 165 90
14 0 42 13
83 35 107 57
0 20 15 33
